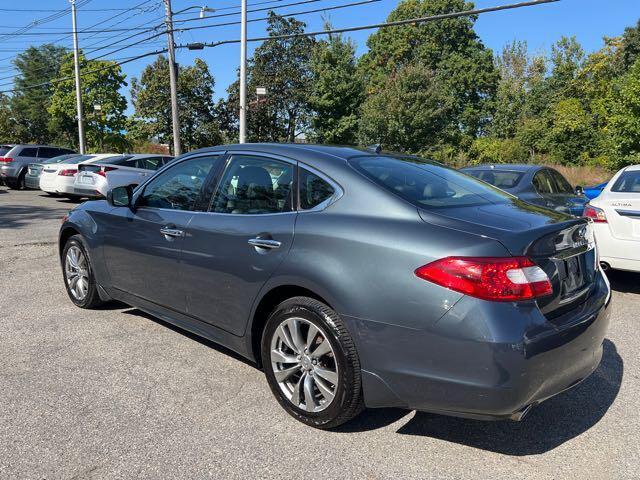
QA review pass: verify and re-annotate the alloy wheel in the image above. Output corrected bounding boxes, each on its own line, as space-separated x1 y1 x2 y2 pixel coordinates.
65 245 89 301
270 317 339 413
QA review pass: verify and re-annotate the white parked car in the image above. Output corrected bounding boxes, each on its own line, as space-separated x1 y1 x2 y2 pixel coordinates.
73 154 173 198
584 164 640 272
39 154 121 197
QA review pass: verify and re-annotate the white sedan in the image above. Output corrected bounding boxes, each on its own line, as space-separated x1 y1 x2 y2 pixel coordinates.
73 154 173 198
39 154 121 197
584 164 640 272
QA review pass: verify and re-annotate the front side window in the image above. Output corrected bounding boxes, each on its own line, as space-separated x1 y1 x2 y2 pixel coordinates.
299 168 335 210
210 155 293 214
138 156 216 211
611 171 640 193
350 155 512 209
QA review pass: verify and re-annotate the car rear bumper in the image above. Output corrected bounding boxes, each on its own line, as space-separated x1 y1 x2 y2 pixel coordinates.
73 186 104 198
349 270 612 420
594 224 640 272
0 164 18 179
24 175 41 189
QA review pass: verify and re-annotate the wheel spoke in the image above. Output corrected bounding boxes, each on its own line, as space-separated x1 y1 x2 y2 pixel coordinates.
291 372 305 406
286 319 306 353
273 364 301 383
314 375 335 403
306 323 318 349
314 366 338 386
303 373 316 412
277 324 299 353
69 274 79 290
310 339 331 359
270 349 299 364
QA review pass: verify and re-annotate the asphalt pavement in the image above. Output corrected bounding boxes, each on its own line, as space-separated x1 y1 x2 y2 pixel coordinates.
1 187 639 479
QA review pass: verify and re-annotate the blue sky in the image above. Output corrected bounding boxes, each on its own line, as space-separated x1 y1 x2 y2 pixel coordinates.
1 0 639 111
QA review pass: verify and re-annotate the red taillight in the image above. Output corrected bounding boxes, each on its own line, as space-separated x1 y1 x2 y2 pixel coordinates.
97 166 117 177
583 204 607 223
0 156 13 163
415 256 553 302
58 169 77 176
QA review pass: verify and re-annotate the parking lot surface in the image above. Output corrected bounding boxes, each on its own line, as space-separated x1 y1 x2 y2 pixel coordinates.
1 188 639 479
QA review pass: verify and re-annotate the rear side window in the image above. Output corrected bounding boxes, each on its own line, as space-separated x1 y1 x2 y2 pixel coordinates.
350 156 512 209
299 169 335 210
0 146 12 156
19 147 38 158
136 157 164 170
464 169 523 189
38 147 60 159
611 171 640 193
210 155 293 215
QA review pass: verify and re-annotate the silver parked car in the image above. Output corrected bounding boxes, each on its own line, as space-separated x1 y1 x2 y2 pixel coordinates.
59 144 611 429
25 153 81 190
0 144 76 189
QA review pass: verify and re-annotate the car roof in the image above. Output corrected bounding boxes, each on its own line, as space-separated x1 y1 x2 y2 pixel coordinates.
460 164 538 173
191 143 385 162
621 164 640 172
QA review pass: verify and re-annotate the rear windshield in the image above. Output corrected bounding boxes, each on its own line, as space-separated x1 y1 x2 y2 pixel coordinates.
463 169 524 189
42 154 81 164
349 156 513 209
99 155 133 165
611 171 640 193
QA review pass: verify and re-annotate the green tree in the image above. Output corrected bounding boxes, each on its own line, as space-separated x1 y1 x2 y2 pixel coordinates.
222 13 315 142
48 52 128 152
549 98 594 164
621 19 640 71
358 64 455 153
548 36 585 99
359 0 498 139
308 29 363 144
0 94 16 142
606 60 640 168
131 56 222 152
491 41 529 139
10 44 67 143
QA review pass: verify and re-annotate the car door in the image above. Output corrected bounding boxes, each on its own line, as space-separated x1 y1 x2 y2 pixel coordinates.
98 154 219 311
181 153 296 336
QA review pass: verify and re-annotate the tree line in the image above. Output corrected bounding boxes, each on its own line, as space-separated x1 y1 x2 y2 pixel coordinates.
0 0 639 171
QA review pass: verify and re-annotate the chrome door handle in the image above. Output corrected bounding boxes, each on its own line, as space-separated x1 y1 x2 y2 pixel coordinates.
248 238 281 249
160 227 184 238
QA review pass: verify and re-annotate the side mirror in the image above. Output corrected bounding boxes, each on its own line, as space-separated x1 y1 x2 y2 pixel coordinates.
575 185 584 195
107 185 133 208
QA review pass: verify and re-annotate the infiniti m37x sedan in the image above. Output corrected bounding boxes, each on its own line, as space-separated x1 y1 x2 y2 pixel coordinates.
59 144 611 428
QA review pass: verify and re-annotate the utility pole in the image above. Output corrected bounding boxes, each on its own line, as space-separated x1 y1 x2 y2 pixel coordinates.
239 0 247 143
164 0 182 155
70 0 86 154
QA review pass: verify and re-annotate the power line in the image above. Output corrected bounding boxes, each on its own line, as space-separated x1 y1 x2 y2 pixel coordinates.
0 0 561 94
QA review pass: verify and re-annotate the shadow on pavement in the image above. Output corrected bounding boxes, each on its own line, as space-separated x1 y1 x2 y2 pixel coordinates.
122 307 258 368
0 204 67 229
337 340 622 456
606 269 640 294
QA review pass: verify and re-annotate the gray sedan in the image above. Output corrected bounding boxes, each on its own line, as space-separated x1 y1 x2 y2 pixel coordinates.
59 144 611 429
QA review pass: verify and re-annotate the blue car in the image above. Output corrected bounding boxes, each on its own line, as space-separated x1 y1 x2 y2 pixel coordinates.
461 164 589 217
584 182 608 200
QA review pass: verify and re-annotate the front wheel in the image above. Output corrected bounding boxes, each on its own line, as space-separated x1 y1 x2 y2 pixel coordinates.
261 296 364 429
62 235 103 309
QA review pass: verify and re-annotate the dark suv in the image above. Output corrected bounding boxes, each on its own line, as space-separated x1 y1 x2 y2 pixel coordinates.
0 144 76 189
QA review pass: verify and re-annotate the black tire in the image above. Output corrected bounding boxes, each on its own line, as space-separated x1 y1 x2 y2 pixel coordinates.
261 296 364 429
61 235 104 309
8 170 26 190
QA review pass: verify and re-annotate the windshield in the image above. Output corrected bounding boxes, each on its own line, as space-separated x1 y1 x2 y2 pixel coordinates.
611 171 640 193
43 154 81 164
464 169 524 190
349 155 514 209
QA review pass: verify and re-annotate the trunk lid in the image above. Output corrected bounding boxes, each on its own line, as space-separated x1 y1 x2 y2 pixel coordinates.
419 199 597 319
600 192 640 241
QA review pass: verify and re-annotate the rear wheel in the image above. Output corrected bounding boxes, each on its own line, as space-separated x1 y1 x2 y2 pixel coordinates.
7 171 25 190
62 235 103 309
261 296 364 429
